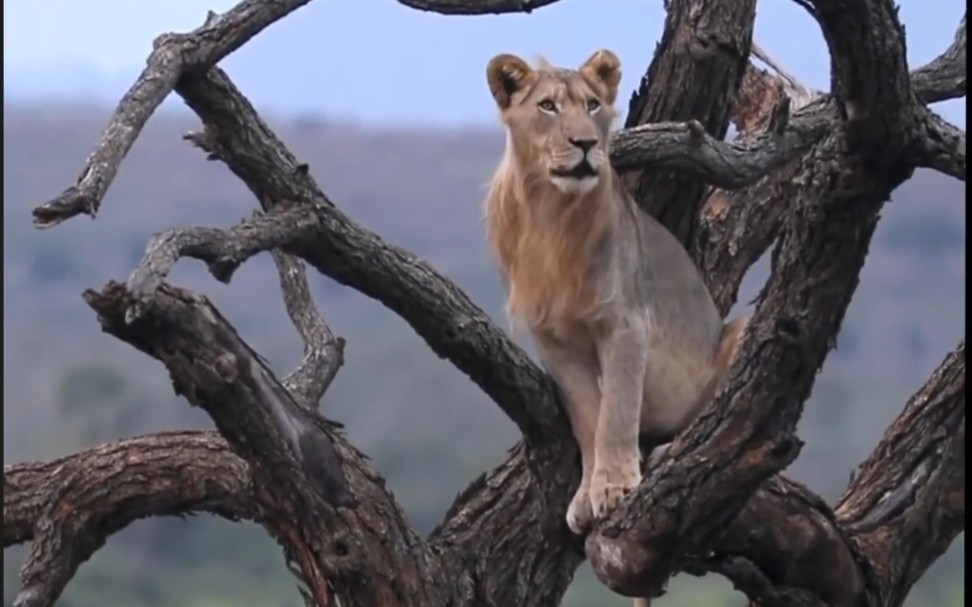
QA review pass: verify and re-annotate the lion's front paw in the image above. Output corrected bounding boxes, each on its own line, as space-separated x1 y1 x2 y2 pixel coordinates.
589 464 641 520
566 482 594 535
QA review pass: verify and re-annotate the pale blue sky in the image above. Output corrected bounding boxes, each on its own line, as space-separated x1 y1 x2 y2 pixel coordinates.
3 0 966 127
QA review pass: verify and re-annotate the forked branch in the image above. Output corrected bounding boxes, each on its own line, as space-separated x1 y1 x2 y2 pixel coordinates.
83 281 443 607
271 249 346 408
30 0 315 228
683 343 965 607
10 0 966 605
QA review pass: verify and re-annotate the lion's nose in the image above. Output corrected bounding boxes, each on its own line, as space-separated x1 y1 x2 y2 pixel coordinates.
568 137 598 153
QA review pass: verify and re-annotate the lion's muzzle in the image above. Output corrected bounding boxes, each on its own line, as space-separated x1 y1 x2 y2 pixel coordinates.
549 137 603 195
551 159 598 179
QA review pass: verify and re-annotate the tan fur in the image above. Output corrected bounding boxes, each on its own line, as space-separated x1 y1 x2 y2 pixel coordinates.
483 50 750 606
486 155 615 335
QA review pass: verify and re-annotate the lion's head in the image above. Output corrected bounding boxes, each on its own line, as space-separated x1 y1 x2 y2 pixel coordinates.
486 49 622 196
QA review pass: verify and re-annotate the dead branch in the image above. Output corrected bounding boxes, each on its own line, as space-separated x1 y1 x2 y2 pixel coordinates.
685 343 964 607
683 476 858 607
271 249 346 408
622 0 758 244
698 60 827 313
913 108 967 182
8 0 966 605
749 42 822 108
395 0 563 15
609 111 828 188
83 281 454 607
805 0 922 165
911 14 967 104
124 207 316 321
30 0 314 229
698 23 967 313
88 281 353 509
4 432 256 607
837 342 965 604
7 334 962 607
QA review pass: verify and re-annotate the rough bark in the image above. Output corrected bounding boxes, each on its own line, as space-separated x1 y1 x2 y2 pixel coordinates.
622 0 757 248
5 0 965 606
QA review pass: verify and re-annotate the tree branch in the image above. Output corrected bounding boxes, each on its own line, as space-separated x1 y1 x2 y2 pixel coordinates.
12 3 965 606
128 207 348 408
271 249 346 409
173 67 568 453
88 281 352 509
4 432 256 607
806 0 920 163
395 0 563 15
682 476 861 607
29 0 315 229
609 109 828 188
622 0 757 244
675 344 965 607
180 138 346 409
837 342 965 604
697 60 827 313
912 107 967 182
697 28 964 314
911 13 967 104
123 207 316 321
83 281 455 607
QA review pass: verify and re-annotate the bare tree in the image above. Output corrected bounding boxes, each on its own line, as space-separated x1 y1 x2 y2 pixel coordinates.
4 1 965 606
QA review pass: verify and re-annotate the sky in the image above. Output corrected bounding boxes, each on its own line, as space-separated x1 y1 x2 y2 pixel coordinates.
2 0 966 127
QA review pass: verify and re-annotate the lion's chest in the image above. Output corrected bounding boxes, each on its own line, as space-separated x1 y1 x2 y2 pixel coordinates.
502 239 602 334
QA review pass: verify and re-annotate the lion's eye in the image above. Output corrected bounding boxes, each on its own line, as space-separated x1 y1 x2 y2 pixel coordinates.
538 99 557 113
586 98 601 113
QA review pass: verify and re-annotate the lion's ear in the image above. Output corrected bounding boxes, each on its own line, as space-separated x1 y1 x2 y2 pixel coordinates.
487 54 533 110
579 49 621 105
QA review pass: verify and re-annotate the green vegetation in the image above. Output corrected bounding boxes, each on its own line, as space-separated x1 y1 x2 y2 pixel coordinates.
2 102 965 607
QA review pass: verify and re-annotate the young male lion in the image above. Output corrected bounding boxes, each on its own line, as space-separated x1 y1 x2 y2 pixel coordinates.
482 49 749 563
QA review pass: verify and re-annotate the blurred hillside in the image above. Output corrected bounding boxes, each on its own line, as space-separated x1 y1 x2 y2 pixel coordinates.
2 100 965 607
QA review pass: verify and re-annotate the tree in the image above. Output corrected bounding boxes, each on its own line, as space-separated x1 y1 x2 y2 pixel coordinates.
4 1 965 606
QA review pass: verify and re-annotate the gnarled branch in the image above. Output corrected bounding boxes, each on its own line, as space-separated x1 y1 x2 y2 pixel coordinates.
807 0 917 153
395 0 563 15
271 249 346 408
609 110 828 188
4 432 256 607
30 0 314 229
912 108 967 182
9 0 965 605
84 281 450 607
622 0 757 245
911 13 967 104
838 341 965 604
697 57 826 313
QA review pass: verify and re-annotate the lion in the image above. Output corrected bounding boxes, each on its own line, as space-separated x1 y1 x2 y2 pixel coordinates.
482 49 750 605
